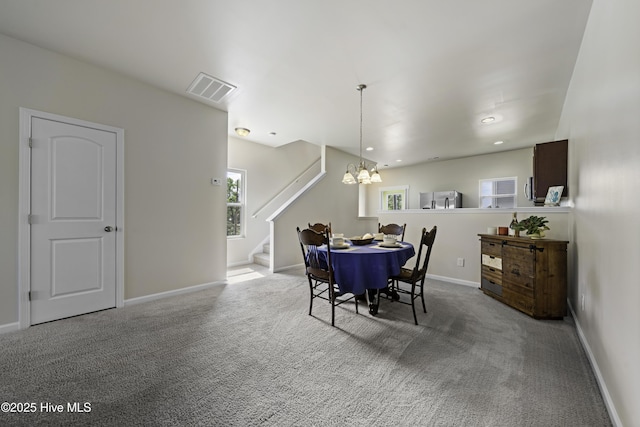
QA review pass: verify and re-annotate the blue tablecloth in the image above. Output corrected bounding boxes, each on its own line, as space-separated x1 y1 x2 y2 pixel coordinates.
319 242 415 295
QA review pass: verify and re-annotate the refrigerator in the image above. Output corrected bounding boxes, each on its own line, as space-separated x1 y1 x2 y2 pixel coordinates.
420 191 462 209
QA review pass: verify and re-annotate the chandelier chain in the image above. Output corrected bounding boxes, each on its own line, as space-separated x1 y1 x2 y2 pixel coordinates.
359 84 364 163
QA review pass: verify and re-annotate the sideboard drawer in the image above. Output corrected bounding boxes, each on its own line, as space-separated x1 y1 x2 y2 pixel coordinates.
481 277 502 297
481 241 502 257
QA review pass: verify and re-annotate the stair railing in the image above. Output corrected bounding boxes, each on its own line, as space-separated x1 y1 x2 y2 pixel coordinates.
251 158 321 219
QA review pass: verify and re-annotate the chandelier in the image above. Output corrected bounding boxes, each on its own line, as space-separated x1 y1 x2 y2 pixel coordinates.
342 84 382 185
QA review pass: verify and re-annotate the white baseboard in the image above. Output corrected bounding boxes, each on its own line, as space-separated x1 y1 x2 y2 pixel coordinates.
427 273 479 288
0 322 21 335
124 280 226 306
568 301 621 427
273 263 304 273
227 260 254 268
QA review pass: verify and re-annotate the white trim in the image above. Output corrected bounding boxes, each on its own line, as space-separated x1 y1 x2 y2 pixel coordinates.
273 262 305 273
568 302 621 427
426 273 479 288
18 108 125 329
124 280 226 306
266 171 326 222
226 168 246 238
0 322 21 335
247 235 270 264
227 260 256 268
378 207 572 215
379 185 410 211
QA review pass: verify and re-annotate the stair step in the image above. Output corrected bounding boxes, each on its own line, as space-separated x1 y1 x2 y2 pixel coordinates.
253 252 270 267
263 244 270 254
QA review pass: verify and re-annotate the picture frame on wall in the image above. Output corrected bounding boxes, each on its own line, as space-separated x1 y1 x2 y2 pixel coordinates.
380 186 409 211
544 185 564 206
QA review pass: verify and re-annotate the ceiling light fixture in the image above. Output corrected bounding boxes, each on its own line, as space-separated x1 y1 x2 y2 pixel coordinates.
481 116 496 124
494 140 504 145
235 127 250 137
342 84 381 185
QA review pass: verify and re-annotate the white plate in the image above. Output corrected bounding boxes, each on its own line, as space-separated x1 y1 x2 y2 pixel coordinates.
378 242 402 248
331 243 350 249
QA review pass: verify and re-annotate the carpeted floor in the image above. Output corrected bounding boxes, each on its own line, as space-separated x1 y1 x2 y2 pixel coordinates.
0 266 611 426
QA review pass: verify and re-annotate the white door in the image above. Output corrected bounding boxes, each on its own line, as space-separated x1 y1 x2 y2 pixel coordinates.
30 117 117 324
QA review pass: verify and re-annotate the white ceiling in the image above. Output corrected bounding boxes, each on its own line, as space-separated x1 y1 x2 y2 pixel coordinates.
0 0 593 168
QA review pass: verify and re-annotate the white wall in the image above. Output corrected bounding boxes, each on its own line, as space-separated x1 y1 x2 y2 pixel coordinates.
365 148 536 215
378 209 569 285
0 34 228 326
362 145 571 285
227 137 321 265
273 147 377 271
555 0 640 424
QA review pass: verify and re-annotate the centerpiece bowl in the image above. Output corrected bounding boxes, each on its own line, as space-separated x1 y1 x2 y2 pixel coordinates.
349 236 374 246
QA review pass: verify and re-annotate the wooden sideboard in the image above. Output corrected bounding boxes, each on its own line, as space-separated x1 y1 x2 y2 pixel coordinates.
478 234 568 319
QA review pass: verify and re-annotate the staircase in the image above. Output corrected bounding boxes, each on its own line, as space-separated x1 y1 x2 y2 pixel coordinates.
253 242 270 267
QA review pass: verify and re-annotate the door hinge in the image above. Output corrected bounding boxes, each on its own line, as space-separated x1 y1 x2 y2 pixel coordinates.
28 214 33 225
28 137 33 148
28 291 31 301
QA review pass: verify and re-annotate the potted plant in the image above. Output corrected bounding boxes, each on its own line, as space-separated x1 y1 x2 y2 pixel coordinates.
514 215 549 239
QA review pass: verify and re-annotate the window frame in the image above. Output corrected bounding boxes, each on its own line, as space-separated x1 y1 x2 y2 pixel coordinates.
226 168 246 238
478 176 517 209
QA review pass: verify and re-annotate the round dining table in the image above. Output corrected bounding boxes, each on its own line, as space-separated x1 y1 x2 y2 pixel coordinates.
318 240 415 314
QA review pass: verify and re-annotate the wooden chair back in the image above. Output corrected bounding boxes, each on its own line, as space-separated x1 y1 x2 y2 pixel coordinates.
308 222 332 235
297 227 332 282
408 226 437 282
378 223 406 241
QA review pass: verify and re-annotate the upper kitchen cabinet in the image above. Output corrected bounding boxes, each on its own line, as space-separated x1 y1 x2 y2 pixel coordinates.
533 140 568 206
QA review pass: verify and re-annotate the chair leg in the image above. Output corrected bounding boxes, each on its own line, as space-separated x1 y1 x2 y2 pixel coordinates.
411 283 418 325
354 293 359 314
420 283 427 313
330 284 336 327
308 279 314 316
368 289 379 315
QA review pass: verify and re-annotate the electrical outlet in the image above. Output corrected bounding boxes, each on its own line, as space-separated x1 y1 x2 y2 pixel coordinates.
457 258 465 267
210 177 222 186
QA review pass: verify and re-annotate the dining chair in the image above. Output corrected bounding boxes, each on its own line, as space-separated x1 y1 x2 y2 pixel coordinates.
385 226 437 325
308 222 332 235
296 226 358 326
378 223 406 241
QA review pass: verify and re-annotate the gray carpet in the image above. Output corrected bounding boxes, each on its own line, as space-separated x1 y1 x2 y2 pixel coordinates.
0 267 611 426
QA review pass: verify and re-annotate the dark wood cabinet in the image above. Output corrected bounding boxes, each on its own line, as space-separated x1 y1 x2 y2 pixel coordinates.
478 234 568 319
533 139 568 205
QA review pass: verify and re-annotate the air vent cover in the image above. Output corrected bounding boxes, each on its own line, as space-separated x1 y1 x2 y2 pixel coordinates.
187 72 236 103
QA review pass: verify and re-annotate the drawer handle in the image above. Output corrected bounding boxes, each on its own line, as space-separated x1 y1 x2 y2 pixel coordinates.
489 256 495 259
489 268 496 272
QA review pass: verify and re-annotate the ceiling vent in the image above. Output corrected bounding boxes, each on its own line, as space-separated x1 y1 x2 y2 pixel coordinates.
187 72 236 103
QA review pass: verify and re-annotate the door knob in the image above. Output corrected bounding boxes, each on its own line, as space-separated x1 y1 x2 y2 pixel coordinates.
104 226 114 232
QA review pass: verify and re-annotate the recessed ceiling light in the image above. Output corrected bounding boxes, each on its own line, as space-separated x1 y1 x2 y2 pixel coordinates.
481 116 496 124
366 147 374 151
396 159 402 163
235 127 250 137
269 132 277 136
494 140 504 145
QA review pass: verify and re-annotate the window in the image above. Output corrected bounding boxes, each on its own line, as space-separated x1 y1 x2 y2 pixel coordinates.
479 177 517 208
227 169 245 237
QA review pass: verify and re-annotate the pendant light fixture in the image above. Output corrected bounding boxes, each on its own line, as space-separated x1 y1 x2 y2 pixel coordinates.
342 84 382 185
